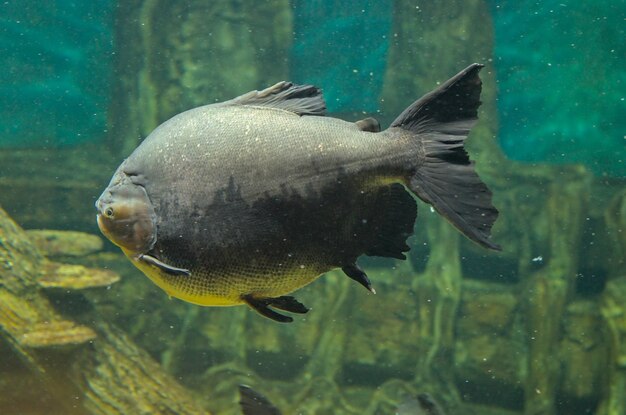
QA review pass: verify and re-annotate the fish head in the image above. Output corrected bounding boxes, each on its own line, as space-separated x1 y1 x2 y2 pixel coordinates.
95 170 157 255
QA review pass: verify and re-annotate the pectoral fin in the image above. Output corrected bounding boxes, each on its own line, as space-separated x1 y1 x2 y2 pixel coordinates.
243 295 309 323
138 254 190 276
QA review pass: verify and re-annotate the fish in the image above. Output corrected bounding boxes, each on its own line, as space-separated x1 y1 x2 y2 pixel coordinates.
238 385 447 415
95 63 499 322
238 385 281 415
396 393 447 415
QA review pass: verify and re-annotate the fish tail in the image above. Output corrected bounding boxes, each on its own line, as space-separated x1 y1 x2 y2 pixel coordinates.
391 63 500 250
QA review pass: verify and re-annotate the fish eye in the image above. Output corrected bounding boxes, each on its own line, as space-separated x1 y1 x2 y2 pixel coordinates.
104 207 115 218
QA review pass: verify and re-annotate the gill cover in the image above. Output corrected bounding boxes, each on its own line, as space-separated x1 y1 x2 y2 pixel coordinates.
96 171 157 255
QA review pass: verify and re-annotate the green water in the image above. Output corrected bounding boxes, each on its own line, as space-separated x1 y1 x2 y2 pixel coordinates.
0 1 624 415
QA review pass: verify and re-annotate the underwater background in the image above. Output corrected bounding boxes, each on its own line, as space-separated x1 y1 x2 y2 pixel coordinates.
0 1 624 414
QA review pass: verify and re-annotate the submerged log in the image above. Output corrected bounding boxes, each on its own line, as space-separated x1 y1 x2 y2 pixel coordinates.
0 206 209 415
81 322 208 415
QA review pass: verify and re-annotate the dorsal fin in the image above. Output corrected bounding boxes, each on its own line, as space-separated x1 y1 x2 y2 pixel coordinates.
355 117 381 132
229 81 326 116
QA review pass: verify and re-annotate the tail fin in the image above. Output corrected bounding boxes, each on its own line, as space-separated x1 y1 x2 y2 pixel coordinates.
392 63 500 250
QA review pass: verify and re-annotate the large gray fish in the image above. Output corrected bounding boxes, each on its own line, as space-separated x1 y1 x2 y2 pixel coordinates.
96 64 499 322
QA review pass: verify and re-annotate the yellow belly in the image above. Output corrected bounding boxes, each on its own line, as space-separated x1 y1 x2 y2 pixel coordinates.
122 249 322 307
126 253 240 306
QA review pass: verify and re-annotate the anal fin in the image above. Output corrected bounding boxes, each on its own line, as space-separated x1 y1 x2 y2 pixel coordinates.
243 295 309 323
358 183 416 260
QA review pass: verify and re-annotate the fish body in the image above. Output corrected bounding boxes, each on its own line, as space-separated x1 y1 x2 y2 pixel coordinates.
96 65 499 322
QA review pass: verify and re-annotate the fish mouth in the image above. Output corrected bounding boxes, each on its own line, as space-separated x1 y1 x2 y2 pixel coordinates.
96 212 124 251
95 196 108 236
96 213 110 238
